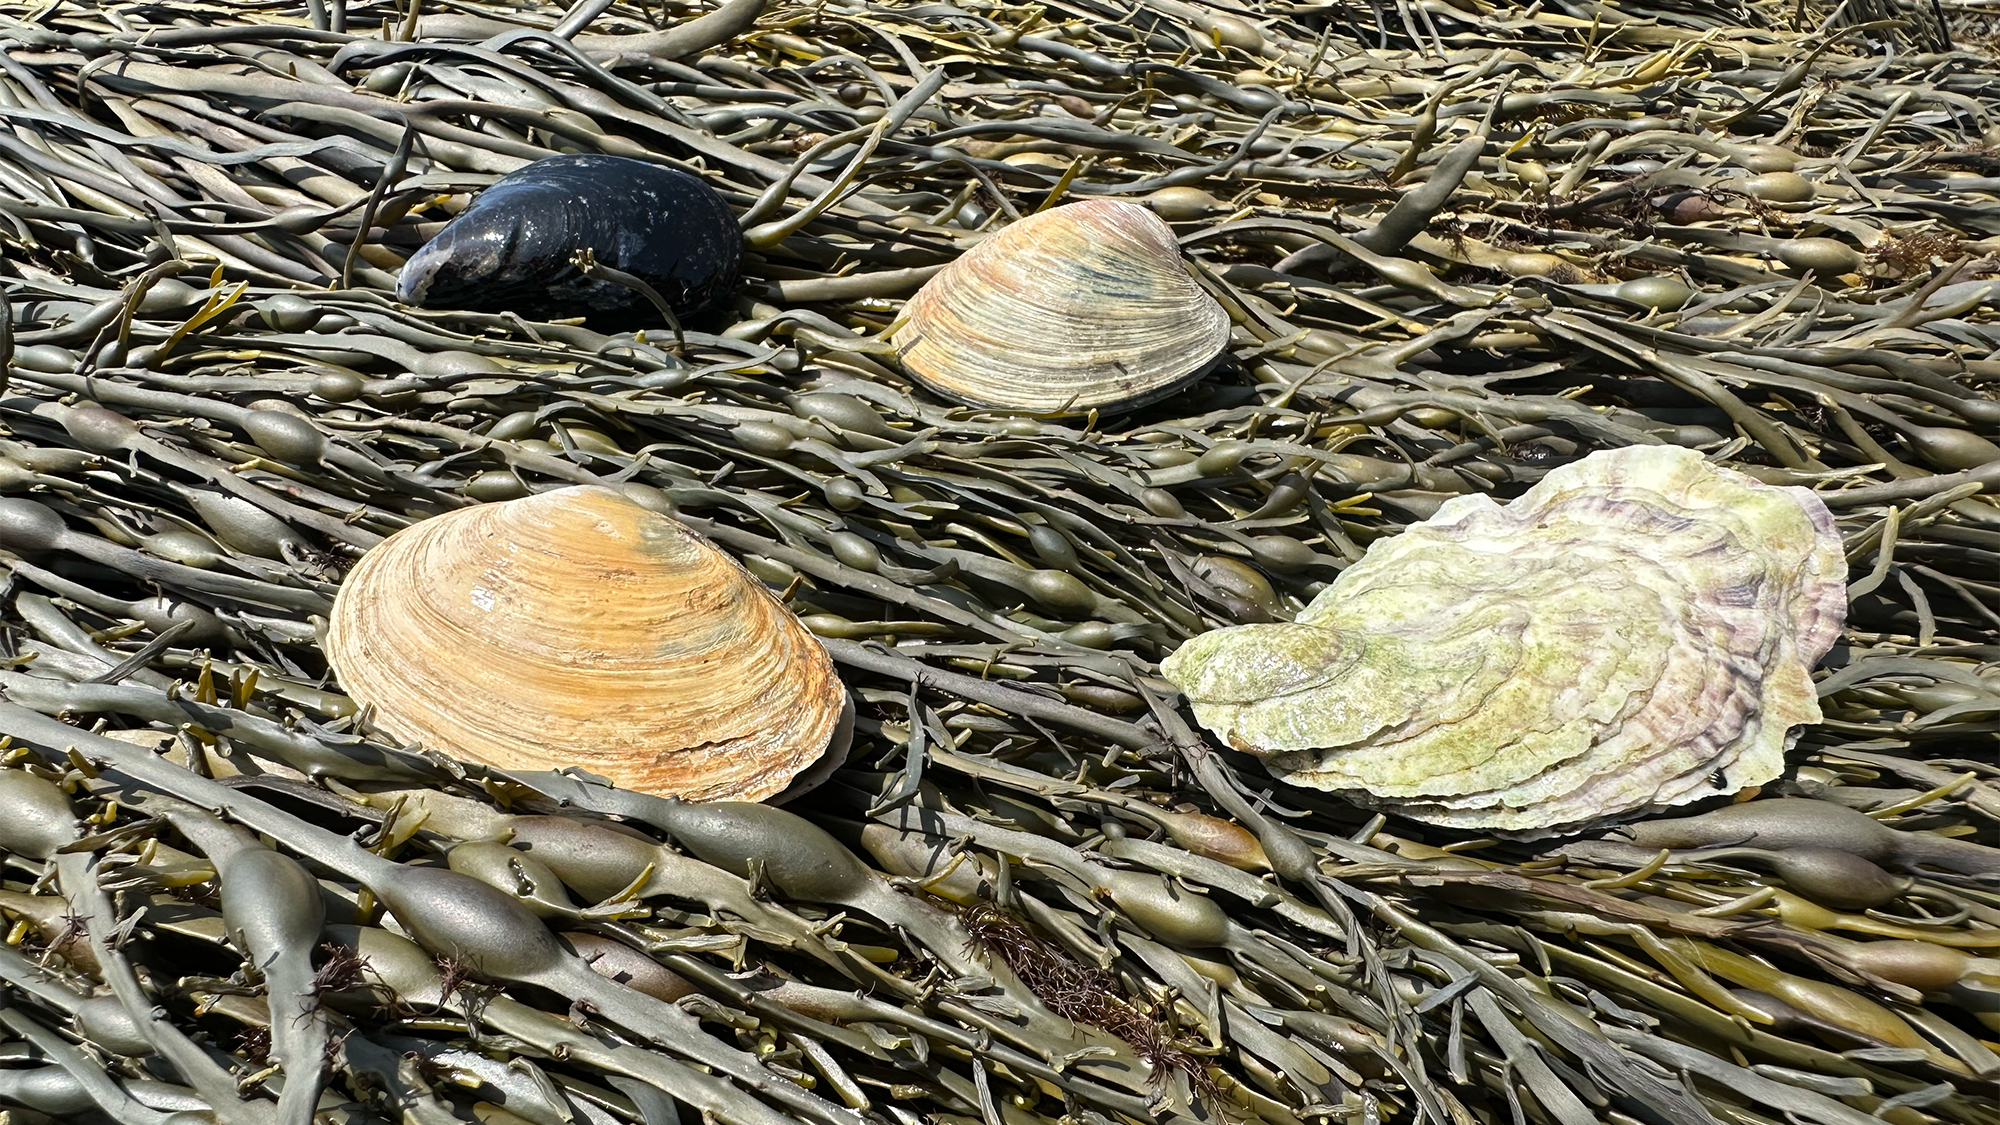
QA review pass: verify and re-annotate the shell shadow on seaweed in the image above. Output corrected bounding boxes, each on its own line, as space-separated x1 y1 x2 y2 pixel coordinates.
398 154 743 326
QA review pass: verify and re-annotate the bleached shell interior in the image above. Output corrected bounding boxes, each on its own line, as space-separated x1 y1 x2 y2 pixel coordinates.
326 486 846 802
1160 445 1847 834
892 199 1232 414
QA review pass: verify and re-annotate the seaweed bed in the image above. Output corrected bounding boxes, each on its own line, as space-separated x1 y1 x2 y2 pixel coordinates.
0 0 1996 1121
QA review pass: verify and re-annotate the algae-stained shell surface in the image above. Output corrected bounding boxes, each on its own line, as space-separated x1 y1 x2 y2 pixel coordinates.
1159 446 1847 835
397 154 742 325
326 486 845 802
891 199 1232 415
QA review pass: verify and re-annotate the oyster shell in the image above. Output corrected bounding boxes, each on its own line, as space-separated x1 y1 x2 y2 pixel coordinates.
1160 446 1846 835
326 486 847 802
891 199 1231 415
398 155 742 325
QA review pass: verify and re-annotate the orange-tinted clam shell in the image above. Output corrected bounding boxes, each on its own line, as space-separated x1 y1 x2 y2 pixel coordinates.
326 486 846 801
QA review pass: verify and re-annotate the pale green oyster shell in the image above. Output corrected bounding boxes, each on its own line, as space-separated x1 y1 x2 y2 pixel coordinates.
1159 445 1847 835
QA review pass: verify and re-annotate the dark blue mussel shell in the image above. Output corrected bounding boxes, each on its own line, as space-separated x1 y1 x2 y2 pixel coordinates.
397 155 742 324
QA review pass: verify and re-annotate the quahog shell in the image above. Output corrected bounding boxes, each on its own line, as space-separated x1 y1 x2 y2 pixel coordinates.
892 199 1231 415
398 155 741 325
1160 446 1846 836
325 486 846 802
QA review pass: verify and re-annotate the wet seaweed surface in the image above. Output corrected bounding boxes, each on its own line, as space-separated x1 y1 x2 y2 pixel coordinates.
0 0 1996 1121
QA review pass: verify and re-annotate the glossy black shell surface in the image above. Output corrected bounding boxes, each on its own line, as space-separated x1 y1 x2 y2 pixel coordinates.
397 155 742 324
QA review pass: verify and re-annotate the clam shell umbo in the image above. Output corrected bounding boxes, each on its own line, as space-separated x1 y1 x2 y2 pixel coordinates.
398 154 742 325
892 199 1231 415
1160 446 1846 835
326 486 846 802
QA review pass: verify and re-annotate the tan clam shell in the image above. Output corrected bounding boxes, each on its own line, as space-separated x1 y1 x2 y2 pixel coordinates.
325 486 846 802
892 199 1231 414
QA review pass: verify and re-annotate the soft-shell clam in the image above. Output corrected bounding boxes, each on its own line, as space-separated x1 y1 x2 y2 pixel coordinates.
1160 446 1846 835
325 486 847 802
398 155 742 324
892 199 1231 414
